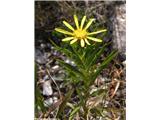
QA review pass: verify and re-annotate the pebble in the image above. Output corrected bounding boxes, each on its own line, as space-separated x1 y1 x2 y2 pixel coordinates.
53 97 58 103
44 98 53 107
35 49 47 64
42 81 53 96
65 59 70 64
104 101 109 107
40 43 46 49
43 75 49 81
52 65 59 70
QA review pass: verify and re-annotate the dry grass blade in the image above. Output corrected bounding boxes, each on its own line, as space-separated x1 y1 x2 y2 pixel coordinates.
46 69 62 100
110 80 120 99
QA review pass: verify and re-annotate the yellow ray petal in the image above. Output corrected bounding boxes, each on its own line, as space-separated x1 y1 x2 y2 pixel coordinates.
63 21 75 31
62 37 74 41
87 29 107 35
84 18 95 30
70 38 78 44
87 36 102 42
74 15 79 29
84 38 90 45
81 39 85 47
80 16 86 29
55 28 74 36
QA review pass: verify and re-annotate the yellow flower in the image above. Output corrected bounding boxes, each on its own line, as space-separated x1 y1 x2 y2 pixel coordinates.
55 15 107 47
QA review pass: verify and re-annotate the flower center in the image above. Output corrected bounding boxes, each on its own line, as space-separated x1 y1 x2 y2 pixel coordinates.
74 29 87 39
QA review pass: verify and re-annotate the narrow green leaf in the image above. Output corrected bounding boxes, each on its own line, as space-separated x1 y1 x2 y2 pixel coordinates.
35 64 47 114
69 106 81 120
87 42 112 69
70 46 86 69
90 107 104 117
49 38 72 58
35 86 47 113
90 89 106 97
84 45 100 65
90 50 118 85
56 89 74 118
76 88 85 103
57 59 85 79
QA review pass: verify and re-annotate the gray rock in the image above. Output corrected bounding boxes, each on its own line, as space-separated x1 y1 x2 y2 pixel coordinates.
112 3 126 53
84 1 126 52
43 75 49 81
44 98 53 107
53 97 58 103
52 65 60 71
35 49 47 64
42 80 53 96
40 43 46 49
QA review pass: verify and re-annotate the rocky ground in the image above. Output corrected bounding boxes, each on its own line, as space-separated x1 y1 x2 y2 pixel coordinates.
35 1 126 120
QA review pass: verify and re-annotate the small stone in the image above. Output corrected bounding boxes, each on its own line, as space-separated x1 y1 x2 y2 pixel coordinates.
51 46 54 49
43 75 49 81
65 59 70 64
53 97 58 103
40 43 46 49
35 49 47 64
53 50 59 56
52 65 59 70
42 81 53 96
104 101 109 107
44 98 53 107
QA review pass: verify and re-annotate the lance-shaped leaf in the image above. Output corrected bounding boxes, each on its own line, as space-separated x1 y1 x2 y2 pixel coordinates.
49 38 72 58
86 42 112 69
69 45 87 70
90 50 118 85
57 59 85 79
69 106 81 120
84 43 104 66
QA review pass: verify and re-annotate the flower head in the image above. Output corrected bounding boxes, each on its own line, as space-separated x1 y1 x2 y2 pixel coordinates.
55 15 107 47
